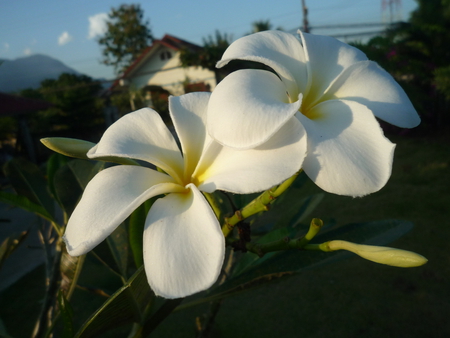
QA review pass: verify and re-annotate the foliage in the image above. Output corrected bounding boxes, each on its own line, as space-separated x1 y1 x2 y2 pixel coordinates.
98 4 153 74
246 19 275 35
0 154 419 337
20 73 104 140
179 30 231 83
352 0 450 127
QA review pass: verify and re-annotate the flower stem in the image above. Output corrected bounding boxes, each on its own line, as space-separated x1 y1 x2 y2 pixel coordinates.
221 170 301 237
228 217 323 257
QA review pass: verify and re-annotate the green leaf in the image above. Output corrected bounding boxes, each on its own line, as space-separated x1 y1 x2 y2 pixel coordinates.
182 219 413 308
0 317 13 338
0 191 54 221
75 266 152 338
46 153 70 199
107 223 129 279
0 230 28 270
58 290 74 338
129 198 159 269
231 227 294 277
128 204 146 269
53 160 104 215
4 158 55 220
250 174 323 235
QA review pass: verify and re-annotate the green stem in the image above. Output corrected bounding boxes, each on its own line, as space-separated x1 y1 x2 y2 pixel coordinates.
303 242 333 252
221 170 301 237
203 192 222 220
231 218 324 257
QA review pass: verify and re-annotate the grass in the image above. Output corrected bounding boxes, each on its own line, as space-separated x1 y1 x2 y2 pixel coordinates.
1 128 449 337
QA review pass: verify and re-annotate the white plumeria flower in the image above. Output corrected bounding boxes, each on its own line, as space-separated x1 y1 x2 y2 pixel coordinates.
63 92 306 299
208 30 421 197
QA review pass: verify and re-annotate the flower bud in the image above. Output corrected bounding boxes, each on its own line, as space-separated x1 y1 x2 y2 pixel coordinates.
327 240 427 267
41 137 95 159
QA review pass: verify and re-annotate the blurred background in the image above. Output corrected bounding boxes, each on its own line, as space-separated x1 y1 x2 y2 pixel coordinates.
1 0 449 337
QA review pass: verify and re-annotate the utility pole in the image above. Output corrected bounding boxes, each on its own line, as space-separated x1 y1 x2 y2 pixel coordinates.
301 0 310 33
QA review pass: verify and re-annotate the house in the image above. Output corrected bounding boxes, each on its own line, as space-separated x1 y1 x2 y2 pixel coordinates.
113 34 217 100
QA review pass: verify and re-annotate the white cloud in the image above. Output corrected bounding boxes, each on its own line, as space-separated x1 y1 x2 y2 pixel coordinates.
4 43 9 51
88 13 108 39
24 48 31 55
58 31 73 46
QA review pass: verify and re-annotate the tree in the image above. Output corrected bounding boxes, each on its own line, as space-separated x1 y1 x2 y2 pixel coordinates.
98 4 153 74
352 0 450 127
21 73 105 139
247 20 273 34
179 30 231 83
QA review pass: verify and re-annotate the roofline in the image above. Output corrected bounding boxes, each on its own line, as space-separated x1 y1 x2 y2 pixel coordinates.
110 34 202 90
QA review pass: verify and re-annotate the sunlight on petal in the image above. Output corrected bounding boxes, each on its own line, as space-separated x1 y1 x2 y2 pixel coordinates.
208 69 301 149
88 107 184 183
143 184 225 298
300 31 367 106
169 92 212 181
299 100 395 197
196 117 306 194
217 30 307 97
323 60 420 128
64 166 184 256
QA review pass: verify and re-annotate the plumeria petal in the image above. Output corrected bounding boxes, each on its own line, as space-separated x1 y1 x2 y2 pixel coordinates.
169 92 212 181
300 31 367 106
64 166 185 256
143 184 225 298
195 117 306 194
87 107 184 183
217 30 307 97
323 61 420 128
298 99 395 197
208 69 301 149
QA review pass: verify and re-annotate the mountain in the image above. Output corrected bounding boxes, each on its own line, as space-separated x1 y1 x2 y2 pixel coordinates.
0 54 81 93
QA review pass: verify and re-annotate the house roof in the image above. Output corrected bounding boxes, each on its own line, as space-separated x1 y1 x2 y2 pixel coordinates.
0 92 53 116
110 34 202 90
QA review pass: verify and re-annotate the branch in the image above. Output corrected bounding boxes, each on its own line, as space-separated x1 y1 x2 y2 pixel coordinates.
221 170 301 237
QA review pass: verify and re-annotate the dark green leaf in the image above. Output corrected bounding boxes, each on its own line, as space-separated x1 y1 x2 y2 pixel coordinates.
0 230 28 269
129 197 160 269
231 227 294 277
53 160 104 215
4 158 55 220
58 290 74 338
0 191 54 221
107 223 129 278
250 173 322 235
184 219 413 307
0 317 13 338
46 153 70 199
75 266 152 338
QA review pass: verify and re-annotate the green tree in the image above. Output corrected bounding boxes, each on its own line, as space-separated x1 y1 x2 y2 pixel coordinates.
248 19 273 34
98 4 153 74
353 0 450 127
22 73 105 139
179 30 231 84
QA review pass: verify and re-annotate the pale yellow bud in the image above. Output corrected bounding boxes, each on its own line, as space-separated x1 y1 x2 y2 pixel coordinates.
327 240 427 268
41 137 95 159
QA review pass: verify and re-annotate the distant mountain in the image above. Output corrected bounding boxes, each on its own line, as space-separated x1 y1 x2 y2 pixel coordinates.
0 54 81 93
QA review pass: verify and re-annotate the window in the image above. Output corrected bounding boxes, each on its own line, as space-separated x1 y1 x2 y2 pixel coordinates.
160 51 172 60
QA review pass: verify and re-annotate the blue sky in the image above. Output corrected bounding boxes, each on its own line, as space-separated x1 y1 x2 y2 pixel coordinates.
0 0 418 80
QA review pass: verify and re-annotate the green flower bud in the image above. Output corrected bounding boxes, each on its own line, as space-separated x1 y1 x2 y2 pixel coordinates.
327 240 427 268
41 137 95 159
